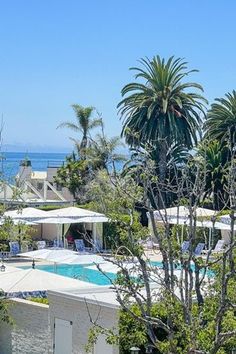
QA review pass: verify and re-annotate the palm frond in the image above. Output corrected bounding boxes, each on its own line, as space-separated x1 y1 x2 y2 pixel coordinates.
118 55 206 150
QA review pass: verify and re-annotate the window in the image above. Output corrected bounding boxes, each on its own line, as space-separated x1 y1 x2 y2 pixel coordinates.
37 182 43 190
56 183 62 191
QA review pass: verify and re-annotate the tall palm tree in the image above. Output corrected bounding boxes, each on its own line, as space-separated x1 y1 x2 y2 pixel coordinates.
57 104 102 158
118 56 207 183
197 140 229 209
204 91 236 149
87 134 126 171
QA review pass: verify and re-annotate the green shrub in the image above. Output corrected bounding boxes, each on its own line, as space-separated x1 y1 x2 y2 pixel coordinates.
27 297 49 305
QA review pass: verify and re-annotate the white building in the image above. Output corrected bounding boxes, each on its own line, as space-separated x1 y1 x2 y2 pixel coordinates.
0 287 120 354
0 159 74 206
48 286 119 354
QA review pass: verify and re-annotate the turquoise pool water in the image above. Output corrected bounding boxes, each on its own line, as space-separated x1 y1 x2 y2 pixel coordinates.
21 262 161 285
32 262 163 285
23 264 117 286
20 260 213 286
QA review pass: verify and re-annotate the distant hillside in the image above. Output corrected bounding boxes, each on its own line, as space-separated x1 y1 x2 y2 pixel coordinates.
2 144 72 153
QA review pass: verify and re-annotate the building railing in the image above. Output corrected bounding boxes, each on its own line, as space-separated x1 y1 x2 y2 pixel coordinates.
47 161 64 168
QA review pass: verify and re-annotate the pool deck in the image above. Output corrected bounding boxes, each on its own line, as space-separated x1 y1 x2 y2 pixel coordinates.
5 258 54 267
144 249 163 262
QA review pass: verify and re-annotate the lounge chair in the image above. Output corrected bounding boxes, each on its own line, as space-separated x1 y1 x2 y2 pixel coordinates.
9 241 20 255
37 241 46 250
53 240 64 248
0 251 11 260
194 243 205 256
212 240 225 253
75 239 86 252
202 239 225 256
181 242 205 256
181 240 190 253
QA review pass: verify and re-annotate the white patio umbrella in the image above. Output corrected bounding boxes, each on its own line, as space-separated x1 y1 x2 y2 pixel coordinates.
36 210 108 245
75 216 109 223
153 206 217 221
20 248 77 260
36 217 79 224
157 217 232 229
20 248 105 265
0 218 37 225
46 206 106 219
87 261 136 274
4 207 108 222
0 267 97 294
14 219 38 225
4 207 48 220
157 218 235 248
152 206 218 247
157 218 210 228
53 253 105 265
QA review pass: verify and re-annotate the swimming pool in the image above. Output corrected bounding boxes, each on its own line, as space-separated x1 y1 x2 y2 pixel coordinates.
20 262 162 285
20 260 213 286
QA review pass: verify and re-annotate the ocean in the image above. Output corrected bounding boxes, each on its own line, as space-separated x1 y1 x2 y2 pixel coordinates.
0 152 68 183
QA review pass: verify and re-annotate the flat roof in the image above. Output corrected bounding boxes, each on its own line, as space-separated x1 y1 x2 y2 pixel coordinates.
48 286 120 309
47 282 168 310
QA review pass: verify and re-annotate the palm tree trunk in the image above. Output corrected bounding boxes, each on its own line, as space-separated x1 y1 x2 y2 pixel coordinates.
158 141 168 207
80 135 87 160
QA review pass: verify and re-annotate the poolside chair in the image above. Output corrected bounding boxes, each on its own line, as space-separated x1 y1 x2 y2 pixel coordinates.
74 239 86 253
206 239 225 255
37 241 46 250
212 240 225 253
9 241 20 255
194 243 205 256
53 240 64 248
181 241 190 253
201 239 225 256
0 251 10 260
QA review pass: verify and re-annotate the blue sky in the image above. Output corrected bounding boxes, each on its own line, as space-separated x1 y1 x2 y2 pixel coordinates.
0 0 235 152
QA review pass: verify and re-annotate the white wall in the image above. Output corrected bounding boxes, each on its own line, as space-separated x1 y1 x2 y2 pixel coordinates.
42 223 58 240
29 223 57 241
48 292 119 354
0 298 52 354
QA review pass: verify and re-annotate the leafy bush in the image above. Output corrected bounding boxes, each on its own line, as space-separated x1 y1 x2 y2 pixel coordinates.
27 297 49 305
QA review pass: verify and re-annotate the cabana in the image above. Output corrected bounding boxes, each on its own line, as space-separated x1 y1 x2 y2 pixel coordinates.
2 206 109 249
45 206 106 219
152 206 217 222
148 206 234 248
36 207 109 248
